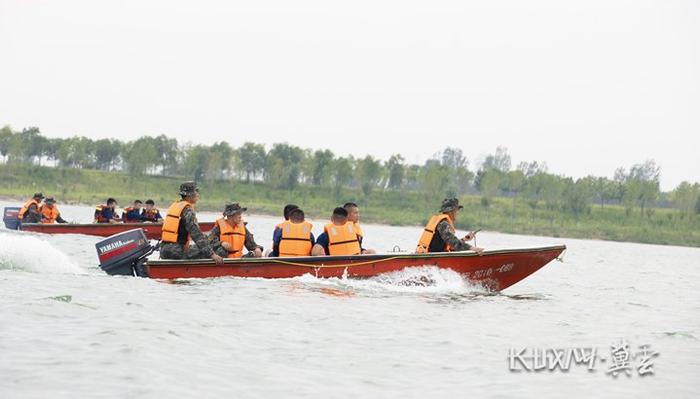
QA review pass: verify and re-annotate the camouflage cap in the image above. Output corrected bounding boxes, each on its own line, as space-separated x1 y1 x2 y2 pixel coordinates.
45 197 56 204
440 197 464 213
33 192 44 199
223 202 247 216
179 181 198 196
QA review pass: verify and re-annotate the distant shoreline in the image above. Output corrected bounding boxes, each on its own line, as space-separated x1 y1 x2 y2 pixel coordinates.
1 164 698 248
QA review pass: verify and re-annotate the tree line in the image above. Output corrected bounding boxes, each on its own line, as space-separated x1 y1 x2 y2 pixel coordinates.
1 125 699 220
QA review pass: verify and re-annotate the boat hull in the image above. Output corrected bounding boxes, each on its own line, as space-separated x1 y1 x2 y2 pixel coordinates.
20 222 215 240
146 245 565 291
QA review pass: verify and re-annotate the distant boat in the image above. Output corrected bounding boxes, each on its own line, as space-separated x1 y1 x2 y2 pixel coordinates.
95 228 565 291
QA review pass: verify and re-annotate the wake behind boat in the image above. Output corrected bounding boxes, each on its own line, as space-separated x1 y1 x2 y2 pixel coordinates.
95 228 565 291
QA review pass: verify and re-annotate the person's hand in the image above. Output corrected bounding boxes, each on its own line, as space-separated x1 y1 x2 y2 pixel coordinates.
212 254 225 264
471 247 485 256
463 231 476 241
221 242 232 251
253 247 263 258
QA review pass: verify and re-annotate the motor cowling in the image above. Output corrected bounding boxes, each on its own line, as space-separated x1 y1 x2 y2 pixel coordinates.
3 207 21 230
96 229 153 277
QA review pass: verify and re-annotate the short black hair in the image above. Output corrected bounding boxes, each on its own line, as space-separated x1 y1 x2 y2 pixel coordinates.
332 207 348 217
145 199 155 205
343 202 358 210
107 198 117 205
134 200 143 204
283 204 299 220
289 208 305 221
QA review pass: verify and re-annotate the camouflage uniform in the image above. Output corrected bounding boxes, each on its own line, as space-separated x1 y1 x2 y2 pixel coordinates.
430 197 473 252
435 219 472 251
160 181 215 260
209 202 263 258
22 204 42 224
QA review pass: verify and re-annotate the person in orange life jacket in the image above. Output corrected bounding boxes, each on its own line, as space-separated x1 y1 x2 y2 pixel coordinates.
122 200 143 223
39 197 67 224
270 208 315 257
415 198 484 255
18 192 44 224
141 199 163 222
159 181 224 264
267 204 299 255
209 203 263 258
94 198 121 224
343 202 376 255
311 207 362 256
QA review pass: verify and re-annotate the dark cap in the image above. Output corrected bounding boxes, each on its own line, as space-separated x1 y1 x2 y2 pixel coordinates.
33 192 44 199
440 197 463 213
179 181 198 196
223 202 247 216
45 197 56 204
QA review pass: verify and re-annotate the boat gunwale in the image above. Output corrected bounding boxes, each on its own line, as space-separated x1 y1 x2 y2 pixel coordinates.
146 244 566 267
19 222 215 228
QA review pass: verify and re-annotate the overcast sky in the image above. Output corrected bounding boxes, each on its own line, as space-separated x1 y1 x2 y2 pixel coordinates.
1 0 698 190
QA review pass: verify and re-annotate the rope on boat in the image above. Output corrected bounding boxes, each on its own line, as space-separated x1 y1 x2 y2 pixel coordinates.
261 256 406 269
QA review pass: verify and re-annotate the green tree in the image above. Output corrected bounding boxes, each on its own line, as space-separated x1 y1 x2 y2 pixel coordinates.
482 146 511 172
153 135 179 176
183 144 211 182
386 154 405 189
671 181 699 219
123 137 158 175
355 155 382 197
265 143 304 189
310 149 334 186
94 139 121 170
235 142 266 182
0 125 14 162
208 141 234 180
332 156 354 197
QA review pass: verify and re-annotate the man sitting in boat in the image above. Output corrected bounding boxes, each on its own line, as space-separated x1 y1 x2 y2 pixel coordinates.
209 203 263 258
267 204 299 256
312 207 362 256
270 208 314 257
160 182 224 264
94 198 121 224
122 200 143 223
39 197 67 224
344 202 376 255
141 199 163 223
18 192 44 224
416 198 484 255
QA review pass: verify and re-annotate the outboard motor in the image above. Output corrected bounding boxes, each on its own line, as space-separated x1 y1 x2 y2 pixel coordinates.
95 229 154 277
3 207 21 230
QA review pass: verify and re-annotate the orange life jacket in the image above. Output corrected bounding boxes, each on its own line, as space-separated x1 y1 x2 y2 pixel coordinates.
142 208 161 222
278 220 313 257
18 199 40 220
216 218 246 258
353 222 364 239
162 201 192 245
324 222 361 256
39 204 60 224
416 214 455 253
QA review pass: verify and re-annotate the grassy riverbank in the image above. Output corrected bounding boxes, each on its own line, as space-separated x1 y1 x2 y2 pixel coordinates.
1 164 698 247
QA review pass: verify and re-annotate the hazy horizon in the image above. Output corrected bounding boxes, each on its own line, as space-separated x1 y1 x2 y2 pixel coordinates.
1 0 698 190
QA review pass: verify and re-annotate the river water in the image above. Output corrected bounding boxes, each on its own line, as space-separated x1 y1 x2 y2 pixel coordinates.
0 201 698 398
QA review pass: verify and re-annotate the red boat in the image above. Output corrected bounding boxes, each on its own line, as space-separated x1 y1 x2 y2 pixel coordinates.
20 222 215 240
145 245 566 291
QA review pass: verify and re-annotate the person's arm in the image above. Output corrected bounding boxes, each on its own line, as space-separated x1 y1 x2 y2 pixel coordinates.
244 228 263 257
56 214 68 224
437 220 484 255
312 233 329 256
437 220 471 251
182 208 215 258
270 228 282 257
208 223 222 249
155 211 163 222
